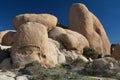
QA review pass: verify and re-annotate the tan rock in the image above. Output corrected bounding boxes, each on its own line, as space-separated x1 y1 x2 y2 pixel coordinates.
61 49 88 63
49 26 66 41
68 3 111 56
0 30 16 46
49 27 89 53
111 43 120 60
48 38 61 49
61 29 89 53
12 14 57 31
48 38 66 64
78 55 89 63
61 49 79 63
11 22 56 68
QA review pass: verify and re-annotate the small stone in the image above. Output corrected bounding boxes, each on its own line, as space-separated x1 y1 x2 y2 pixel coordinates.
16 75 29 80
0 75 15 80
78 55 89 62
0 70 16 77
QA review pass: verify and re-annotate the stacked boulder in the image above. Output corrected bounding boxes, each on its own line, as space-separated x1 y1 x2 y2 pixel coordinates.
49 27 89 53
12 14 57 31
11 14 66 68
0 3 111 69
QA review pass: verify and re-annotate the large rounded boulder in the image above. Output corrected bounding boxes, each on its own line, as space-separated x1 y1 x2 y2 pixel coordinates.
12 14 57 31
0 30 16 46
11 22 60 68
49 27 89 53
68 3 111 56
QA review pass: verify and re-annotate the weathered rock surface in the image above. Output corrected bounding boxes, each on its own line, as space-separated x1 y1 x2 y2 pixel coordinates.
93 57 120 71
11 22 56 68
13 14 57 31
0 70 16 77
84 57 120 76
111 43 120 60
49 38 88 64
49 27 89 53
61 49 88 63
68 3 111 56
48 38 66 64
0 70 29 80
0 70 16 80
0 58 12 69
16 75 29 80
0 30 16 46
48 38 61 49
0 75 15 80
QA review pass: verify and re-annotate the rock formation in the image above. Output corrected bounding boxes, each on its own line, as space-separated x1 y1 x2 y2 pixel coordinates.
68 3 111 56
49 27 89 53
111 43 120 60
0 30 16 46
1 3 120 80
0 3 114 69
11 22 64 68
84 57 120 76
48 38 66 65
12 14 57 31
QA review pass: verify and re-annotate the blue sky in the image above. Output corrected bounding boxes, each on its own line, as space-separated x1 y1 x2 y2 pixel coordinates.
0 0 120 44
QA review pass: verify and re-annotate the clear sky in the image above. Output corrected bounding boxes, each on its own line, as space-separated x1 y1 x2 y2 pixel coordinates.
0 0 120 44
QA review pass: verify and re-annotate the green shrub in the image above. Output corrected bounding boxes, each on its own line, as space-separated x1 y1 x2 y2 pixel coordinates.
83 62 118 77
19 60 86 80
83 47 101 59
20 61 50 80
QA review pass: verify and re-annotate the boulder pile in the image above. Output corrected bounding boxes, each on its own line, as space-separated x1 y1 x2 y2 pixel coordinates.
0 3 111 69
